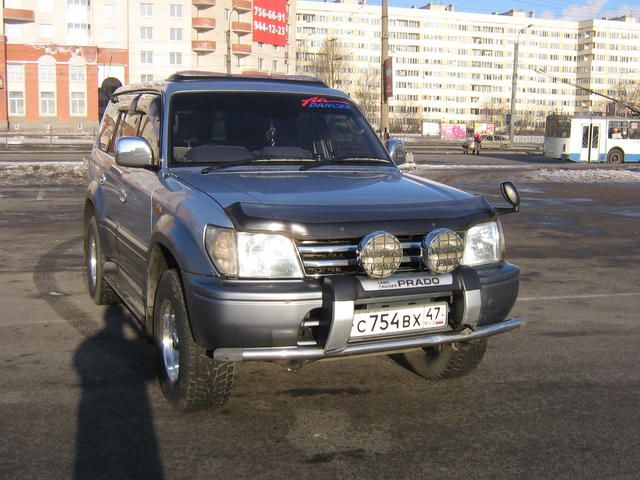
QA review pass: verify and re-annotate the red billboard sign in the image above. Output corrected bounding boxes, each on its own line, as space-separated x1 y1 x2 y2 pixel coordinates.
383 57 393 99
252 0 288 47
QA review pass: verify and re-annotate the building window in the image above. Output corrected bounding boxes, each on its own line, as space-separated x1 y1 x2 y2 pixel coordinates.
67 0 89 6
7 64 24 83
5 24 23 39
39 64 56 82
170 4 182 17
38 0 54 13
40 92 56 116
70 66 86 82
9 91 24 115
38 24 54 38
104 3 116 17
170 28 182 41
140 3 152 16
140 51 153 63
170 52 182 65
140 26 153 40
68 23 90 43
272 60 278 72
71 92 86 115
258 58 263 70
141 74 154 82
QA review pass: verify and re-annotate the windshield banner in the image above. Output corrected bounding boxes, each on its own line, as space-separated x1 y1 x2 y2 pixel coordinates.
253 0 288 47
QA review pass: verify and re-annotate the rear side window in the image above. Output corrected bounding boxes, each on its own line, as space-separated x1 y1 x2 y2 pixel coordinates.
97 100 119 152
137 94 162 162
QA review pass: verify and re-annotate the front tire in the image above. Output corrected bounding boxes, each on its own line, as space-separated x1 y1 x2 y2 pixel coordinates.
394 339 487 380
154 269 234 412
84 216 117 305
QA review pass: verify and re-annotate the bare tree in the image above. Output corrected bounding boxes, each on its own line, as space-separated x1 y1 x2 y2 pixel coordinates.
609 80 640 117
390 107 421 135
479 99 508 129
351 66 380 127
306 37 350 89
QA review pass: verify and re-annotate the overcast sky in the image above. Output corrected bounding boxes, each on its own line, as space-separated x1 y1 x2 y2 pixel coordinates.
341 0 640 21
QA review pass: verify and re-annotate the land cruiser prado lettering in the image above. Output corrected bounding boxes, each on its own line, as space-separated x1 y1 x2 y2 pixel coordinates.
84 72 521 411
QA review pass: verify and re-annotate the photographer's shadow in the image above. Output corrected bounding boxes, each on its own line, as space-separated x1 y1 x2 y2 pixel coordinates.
73 305 164 480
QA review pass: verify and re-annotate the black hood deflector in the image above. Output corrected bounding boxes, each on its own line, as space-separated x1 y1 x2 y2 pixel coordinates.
225 197 495 240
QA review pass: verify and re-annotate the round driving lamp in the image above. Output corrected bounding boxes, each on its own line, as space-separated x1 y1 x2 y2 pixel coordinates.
422 228 464 274
357 231 403 279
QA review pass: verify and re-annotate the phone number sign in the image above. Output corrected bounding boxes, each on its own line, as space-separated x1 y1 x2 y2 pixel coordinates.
252 0 288 47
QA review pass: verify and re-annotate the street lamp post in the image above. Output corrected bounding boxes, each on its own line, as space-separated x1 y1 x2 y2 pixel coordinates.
509 24 533 142
380 0 389 139
226 9 241 74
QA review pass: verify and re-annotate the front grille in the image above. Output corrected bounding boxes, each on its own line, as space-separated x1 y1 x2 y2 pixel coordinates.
297 236 424 276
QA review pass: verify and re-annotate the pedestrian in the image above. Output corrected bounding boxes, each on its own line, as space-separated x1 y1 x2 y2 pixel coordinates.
473 133 482 155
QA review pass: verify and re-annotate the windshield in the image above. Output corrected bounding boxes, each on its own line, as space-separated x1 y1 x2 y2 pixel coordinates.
169 92 390 166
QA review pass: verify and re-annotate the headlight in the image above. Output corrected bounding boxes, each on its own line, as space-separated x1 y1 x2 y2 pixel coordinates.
461 221 504 267
205 227 304 279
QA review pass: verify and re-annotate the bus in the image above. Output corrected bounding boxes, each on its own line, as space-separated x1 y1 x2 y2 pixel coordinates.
544 114 640 163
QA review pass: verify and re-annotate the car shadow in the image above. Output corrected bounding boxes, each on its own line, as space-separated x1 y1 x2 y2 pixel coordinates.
72 305 164 480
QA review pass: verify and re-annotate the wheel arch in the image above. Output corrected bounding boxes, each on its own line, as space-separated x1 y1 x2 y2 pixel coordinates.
146 241 180 335
607 147 625 163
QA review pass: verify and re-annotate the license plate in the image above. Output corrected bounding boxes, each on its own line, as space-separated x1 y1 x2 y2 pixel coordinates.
350 302 448 339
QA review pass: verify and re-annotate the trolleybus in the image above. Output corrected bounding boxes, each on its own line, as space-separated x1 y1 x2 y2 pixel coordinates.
544 114 640 163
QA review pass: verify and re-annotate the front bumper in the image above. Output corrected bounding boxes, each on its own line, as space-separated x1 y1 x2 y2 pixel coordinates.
213 318 521 362
182 262 520 360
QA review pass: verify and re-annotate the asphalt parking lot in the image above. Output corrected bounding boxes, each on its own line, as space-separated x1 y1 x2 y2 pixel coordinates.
1 154 639 479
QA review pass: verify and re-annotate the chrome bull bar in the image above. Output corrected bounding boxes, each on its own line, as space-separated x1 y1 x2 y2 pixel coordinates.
213 317 522 362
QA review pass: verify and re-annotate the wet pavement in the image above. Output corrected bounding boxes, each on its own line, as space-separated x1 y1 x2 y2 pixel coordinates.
1 158 639 479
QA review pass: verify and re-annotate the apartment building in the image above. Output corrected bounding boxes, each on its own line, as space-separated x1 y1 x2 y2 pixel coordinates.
296 0 640 132
0 0 296 129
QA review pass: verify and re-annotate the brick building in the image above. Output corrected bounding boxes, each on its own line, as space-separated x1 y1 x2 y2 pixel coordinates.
0 0 297 130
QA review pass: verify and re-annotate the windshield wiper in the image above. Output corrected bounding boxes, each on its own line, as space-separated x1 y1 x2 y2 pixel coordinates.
301 156 392 171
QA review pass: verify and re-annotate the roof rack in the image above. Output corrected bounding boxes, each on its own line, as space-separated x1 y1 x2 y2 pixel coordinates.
166 70 328 87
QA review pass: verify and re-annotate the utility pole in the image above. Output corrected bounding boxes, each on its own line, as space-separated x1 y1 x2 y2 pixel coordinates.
509 24 532 142
380 0 389 139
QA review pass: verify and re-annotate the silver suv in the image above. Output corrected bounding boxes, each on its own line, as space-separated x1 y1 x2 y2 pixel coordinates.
84 72 521 411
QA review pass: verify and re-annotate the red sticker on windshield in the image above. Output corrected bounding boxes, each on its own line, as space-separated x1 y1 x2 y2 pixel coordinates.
301 97 351 109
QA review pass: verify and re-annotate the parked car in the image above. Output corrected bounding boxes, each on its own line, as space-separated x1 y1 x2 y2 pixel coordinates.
84 71 522 411
481 134 511 149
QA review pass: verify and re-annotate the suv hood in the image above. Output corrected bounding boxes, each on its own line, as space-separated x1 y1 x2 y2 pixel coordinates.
175 169 494 239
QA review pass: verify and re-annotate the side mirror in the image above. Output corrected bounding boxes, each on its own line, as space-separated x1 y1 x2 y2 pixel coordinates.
496 181 520 215
386 138 406 165
115 136 155 168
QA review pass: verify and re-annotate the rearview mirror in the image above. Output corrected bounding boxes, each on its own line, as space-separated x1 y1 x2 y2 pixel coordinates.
115 136 155 168
386 138 406 165
496 181 520 215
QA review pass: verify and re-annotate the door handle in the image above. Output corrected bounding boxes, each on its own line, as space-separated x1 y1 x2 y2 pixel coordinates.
119 189 127 203
98 174 106 185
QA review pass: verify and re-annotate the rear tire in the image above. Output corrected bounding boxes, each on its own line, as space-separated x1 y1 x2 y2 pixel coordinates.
394 339 488 380
154 269 234 412
606 148 624 164
84 216 117 305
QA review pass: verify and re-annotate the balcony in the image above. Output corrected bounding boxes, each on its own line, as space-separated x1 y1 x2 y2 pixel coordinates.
192 0 215 8
192 40 216 53
232 0 252 12
231 21 251 35
232 44 251 56
192 17 216 31
3 8 35 22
